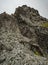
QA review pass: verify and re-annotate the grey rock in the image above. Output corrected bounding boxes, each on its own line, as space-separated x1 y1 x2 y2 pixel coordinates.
0 5 48 65
0 54 6 64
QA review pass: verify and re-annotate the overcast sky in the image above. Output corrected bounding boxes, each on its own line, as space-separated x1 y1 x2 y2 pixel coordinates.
0 0 48 18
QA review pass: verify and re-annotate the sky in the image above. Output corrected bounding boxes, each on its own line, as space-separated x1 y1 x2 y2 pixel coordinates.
0 0 48 18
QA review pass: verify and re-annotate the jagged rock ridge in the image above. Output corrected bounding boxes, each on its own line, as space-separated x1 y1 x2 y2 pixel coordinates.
0 5 48 65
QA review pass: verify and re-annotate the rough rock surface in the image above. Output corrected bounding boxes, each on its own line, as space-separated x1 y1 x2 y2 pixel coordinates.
0 5 48 65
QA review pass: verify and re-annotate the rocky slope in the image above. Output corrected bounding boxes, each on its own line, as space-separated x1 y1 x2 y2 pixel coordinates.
0 5 48 65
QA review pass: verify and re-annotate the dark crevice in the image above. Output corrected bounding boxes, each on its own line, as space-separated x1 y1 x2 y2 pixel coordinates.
30 44 44 56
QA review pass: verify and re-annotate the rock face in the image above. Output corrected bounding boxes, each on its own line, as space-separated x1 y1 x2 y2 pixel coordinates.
0 5 48 65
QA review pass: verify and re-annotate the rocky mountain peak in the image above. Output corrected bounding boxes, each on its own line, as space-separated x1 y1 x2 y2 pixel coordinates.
0 5 48 65
15 5 39 16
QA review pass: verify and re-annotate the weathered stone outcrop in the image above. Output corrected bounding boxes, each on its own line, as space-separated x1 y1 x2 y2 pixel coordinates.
0 5 48 65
